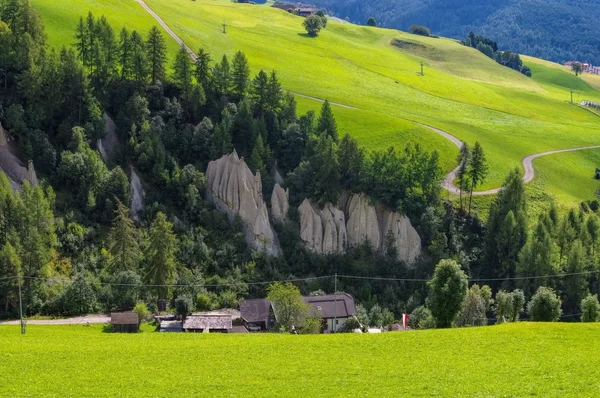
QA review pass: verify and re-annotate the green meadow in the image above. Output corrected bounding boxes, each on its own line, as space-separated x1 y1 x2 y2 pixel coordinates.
31 0 600 209
1 323 599 396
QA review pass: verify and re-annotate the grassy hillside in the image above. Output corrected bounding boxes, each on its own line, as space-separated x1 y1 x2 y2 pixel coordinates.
1 323 600 396
31 0 600 210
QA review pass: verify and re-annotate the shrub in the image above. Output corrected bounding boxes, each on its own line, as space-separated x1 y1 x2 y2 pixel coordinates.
409 24 431 37
456 285 488 327
409 305 432 329
581 294 600 322
495 290 525 323
175 295 193 321
527 287 562 322
59 274 97 316
133 302 151 327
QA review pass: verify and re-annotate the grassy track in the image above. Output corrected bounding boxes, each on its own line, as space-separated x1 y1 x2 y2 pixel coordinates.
1 323 599 396
30 0 600 209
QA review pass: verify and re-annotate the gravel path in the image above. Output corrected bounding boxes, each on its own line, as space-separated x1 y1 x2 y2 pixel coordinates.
419 123 600 195
134 0 600 196
0 315 110 325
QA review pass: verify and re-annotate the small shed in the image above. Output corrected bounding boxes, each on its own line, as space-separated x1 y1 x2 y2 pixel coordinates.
111 312 139 333
183 314 232 333
239 299 277 331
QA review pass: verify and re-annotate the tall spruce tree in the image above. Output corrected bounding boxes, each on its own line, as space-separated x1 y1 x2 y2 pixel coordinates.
308 134 341 205
118 27 132 79
194 47 212 91
485 168 527 286
108 200 140 273
144 212 177 301
231 50 250 99
317 100 338 142
173 44 193 101
130 31 147 83
250 69 269 115
213 55 231 96
467 141 488 214
146 26 167 84
456 142 471 211
266 70 282 113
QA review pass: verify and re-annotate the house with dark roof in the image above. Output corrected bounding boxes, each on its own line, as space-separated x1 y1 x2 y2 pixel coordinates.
111 312 139 333
239 299 277 331
304 294 356 333
183 314 232 333
297 6 317 17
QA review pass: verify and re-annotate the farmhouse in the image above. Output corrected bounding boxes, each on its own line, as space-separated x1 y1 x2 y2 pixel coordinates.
239 298 277 331
110 312 139 333
304 294 357 333
271 3 317 17
183 314 232 333
297 6 317 17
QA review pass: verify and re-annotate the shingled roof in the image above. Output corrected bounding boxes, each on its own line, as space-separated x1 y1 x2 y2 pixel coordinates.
304 294 356 319
183 314 232 331
111 312 138 325
239 299 274 323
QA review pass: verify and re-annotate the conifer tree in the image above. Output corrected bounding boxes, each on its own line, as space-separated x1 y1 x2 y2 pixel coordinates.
130 31 147 83
75 16 91 69
317 100 338 142
213 55 231 96
231 99 254 157
266 70 282 112
118 27 132 79
456 142 471 211
308 134 341 205
467 141 487 214
146 26 167 84
231 50 250 99
108 199 140 273
250 69 269 115
194 47 212 90
0 242 21 315
173 44 193 100
144 212 177 300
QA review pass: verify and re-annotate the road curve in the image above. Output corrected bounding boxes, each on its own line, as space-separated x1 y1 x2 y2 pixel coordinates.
135 0 600 196
419 123 600 196
134 0 358 110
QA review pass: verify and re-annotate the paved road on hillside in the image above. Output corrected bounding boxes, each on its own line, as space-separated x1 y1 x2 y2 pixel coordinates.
0 315 110 325
134 0 600 196
419 123 600 195
134 0 359 110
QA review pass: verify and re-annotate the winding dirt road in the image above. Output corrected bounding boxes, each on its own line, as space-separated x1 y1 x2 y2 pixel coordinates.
419 123 600 195
134 0 600 196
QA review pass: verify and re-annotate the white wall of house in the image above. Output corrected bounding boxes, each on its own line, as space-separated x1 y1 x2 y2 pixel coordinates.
325 317 348 332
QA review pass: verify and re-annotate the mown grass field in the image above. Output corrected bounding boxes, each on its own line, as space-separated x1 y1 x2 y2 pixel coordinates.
1 323 599 396
30 0 600 210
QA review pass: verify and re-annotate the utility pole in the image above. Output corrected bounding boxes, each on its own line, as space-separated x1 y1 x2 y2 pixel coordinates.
571 90 574 104
222 22 227 34
420 61 424 76
18 274 25 335
333 273 337 333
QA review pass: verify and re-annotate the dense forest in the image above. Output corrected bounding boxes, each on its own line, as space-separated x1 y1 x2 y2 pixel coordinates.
312 0 600 65
1 0 600 327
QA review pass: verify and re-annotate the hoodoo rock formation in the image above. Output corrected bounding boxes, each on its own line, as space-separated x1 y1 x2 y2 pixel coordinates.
297 193 421 264
206 151 279 255
271 183 289 220
0 122 38 190
97 112 118 162
299 199 347 254
130 167 145 222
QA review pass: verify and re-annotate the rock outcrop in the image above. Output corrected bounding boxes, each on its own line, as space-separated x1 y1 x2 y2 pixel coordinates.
271 183 289 220
297 193 421 264
130 167 145 222
346 194 380 249
0 122 38 190
206 151 279 255
298 199 347 254
97 112 118 162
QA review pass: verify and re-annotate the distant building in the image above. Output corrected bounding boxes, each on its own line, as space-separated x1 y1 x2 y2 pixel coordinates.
304 294 356 333
239 299 277 331
110 312 139 333
272 3 317 17
272 3 297 13
183 314 232 333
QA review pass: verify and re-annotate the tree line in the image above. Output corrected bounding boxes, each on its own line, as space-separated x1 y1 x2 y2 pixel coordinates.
464 32 532 77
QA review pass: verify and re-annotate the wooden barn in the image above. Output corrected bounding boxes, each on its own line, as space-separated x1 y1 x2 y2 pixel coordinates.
110 312 139 333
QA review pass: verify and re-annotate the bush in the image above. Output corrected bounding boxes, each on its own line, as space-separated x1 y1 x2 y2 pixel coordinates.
133 302 151 327
581 294 600 322
409 24 431 37
409 305 432 329
495 290 524 323
456 285 488 327
527 287 562 322
59 274 97 316
175 295 193 321
303 15 323 37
